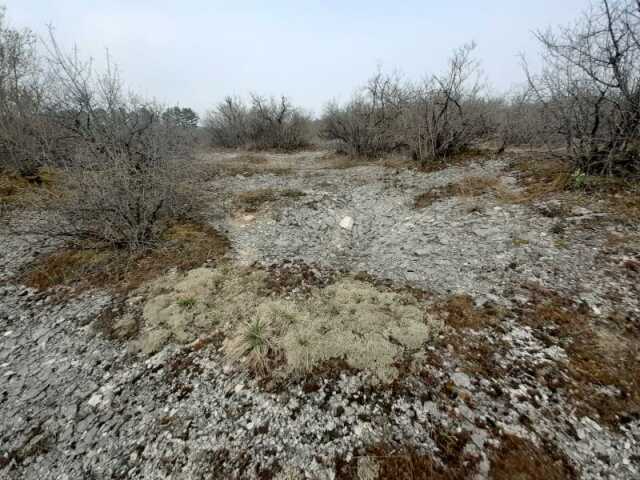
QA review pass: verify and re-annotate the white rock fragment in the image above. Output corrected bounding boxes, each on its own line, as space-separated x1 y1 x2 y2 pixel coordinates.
451 372 472 389
87 393 102 407
339 216 354 230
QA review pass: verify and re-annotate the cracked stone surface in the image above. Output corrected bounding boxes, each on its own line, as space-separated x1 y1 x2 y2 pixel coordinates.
1 151 639 478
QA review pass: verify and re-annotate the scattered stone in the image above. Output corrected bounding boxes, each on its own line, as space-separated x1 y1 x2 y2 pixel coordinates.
339 216 354 230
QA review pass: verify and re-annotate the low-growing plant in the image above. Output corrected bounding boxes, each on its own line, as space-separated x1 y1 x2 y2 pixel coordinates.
224 316 275 373
176 297 197 309
136 266 441 382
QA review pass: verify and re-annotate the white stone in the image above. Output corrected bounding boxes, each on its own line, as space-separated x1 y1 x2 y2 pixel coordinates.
339 216 354 230
571 206 591 216
451 372 472 389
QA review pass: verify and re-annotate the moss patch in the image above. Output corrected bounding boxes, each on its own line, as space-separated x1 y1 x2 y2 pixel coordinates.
137 267 440 384
278 280 439 384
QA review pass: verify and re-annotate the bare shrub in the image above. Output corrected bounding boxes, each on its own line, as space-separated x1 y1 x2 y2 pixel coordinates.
205 94 312 150
492 89 547 149
405 43 486 164
29 31 196 250
526 0 640 176
321 70 408 157
204 96 249 148
247 94 312 150
0 9 57 176
321 48 490 164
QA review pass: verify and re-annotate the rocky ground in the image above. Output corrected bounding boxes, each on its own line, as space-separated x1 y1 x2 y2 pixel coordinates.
1 150 639 479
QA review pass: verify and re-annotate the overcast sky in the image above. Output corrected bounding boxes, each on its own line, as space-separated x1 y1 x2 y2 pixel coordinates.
5 0 588 116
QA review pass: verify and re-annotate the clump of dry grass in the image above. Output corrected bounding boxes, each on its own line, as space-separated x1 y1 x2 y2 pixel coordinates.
233 188 305 213
415 176 500 208
506 155 640 217
21 221 229 294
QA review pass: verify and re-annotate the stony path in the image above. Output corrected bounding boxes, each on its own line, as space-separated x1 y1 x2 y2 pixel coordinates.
208 157 640 314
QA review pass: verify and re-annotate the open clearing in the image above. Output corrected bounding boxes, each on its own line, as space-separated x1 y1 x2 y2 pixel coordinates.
1 150 639 479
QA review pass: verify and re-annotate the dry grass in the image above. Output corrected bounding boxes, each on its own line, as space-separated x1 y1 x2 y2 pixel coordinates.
21 221 229 293
205 154 294 177
0 168 57 204
233 188 305 213
415 176 500 208
318 152 415 170
508 156 572 201
506 155 640 221
416 148 495 173
489 435 577 480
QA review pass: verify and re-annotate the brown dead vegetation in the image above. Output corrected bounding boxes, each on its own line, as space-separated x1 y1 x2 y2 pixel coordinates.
415 176 500 208
519 285 640 426
507 155 640 220
205 154 293 177
336 431 479 480
233 188 305 213
416 148 494 173
0 168 56 203
317 151 414 171
489 435 577 480
260 259 338 297
21 221 229 293
430 295 502 330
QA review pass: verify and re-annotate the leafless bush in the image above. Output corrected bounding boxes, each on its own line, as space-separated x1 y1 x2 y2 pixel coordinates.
30 30 195 250
404 43 486 164
321 70 407 157
321 48 490 163
247 94 311 150
204 96 249 148
489 89 548 149
205 94 311 150
526 0 640 176
0 9 57 176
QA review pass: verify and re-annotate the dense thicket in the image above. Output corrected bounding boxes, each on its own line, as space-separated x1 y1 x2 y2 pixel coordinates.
205 95 312 150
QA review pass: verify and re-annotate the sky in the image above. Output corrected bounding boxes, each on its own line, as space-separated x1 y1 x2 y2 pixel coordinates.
5 0 589 117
